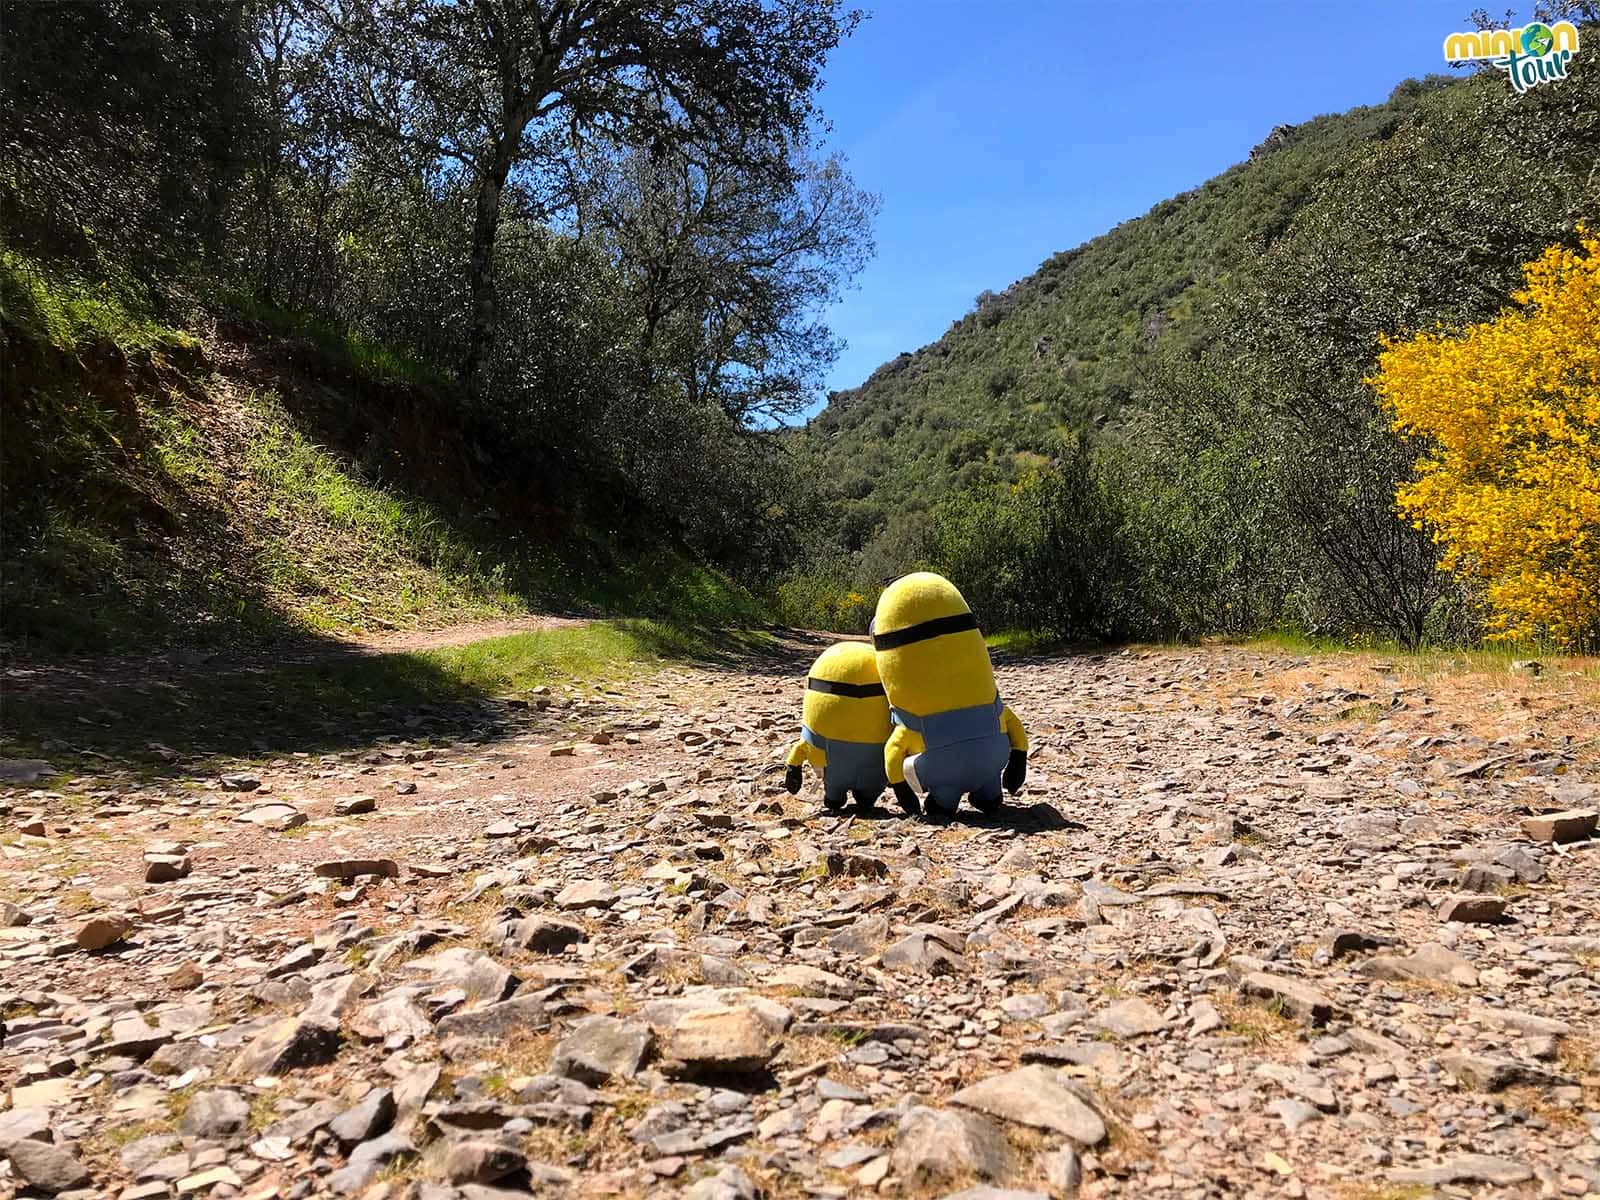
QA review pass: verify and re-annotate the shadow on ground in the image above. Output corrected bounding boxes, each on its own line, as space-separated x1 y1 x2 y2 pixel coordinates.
1 635 511 770
0 623 823 772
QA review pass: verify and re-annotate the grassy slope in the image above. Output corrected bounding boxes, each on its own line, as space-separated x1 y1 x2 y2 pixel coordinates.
800 75 1469 544
0 253 765 654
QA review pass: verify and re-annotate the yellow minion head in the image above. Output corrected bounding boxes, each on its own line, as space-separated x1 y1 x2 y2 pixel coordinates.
871 572 996 716
802 641 892 744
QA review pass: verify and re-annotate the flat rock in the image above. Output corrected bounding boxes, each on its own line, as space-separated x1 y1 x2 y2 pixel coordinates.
1356 942 1479 987
684 1165 758 1200
231 1016 341 1076
314 858 399 880
1088 998 1165 1040
351 995 434 1044
76 913 133 951
177 1165 242 1193
950 1064 1106 1145
178 1090 250 1139
1520 809 1596 843
762 963 860 998
404 947 518 1003
235 803 305 830
891 1106 1015 1187
554 880 618 909
0 1107 52 1151
663 1005 778 1074
5 1138 92 1194
1237 971 1339 1027
1438 894 1507 923
1387 1154 1534 1186
551 1016 653 1084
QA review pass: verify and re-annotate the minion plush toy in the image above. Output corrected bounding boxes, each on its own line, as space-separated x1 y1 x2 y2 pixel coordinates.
872 572 1028 820
783 642 892 811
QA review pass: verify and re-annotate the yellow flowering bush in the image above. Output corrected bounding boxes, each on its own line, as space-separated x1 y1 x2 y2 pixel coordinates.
1371 234 1600 647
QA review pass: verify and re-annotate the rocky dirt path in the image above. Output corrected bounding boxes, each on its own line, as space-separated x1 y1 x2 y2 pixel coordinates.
2 642 1597 1200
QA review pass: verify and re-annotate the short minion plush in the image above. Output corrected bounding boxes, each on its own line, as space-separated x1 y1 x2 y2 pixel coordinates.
784 641 892 811
872 572 1027 820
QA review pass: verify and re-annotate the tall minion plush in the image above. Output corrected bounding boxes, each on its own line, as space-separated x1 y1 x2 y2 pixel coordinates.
783 642 892 812
872 572 1028 820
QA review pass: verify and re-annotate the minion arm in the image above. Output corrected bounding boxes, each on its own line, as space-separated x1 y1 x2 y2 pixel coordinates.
784 738 825 795
1000 705 1028 752
1000 704 1028 793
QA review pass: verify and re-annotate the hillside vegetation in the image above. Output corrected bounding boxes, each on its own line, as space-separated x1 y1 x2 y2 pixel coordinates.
0 255 761 652
791 48 1600 649
806 80 1451 529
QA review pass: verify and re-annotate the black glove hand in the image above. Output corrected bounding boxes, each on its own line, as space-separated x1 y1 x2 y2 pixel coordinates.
893 781 921 817
1003 748 1027 794
784 765 803 795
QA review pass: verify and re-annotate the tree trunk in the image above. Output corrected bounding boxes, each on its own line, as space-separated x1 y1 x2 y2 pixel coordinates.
464 146 514 399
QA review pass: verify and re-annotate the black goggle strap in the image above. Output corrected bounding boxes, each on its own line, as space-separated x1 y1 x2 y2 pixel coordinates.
806 677 886 698
870 610 980 651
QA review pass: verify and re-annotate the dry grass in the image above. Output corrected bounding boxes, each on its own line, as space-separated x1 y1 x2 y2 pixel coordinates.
519 1122 593 1167
1555 1035 1595 1080
494 1029 556 1078
520 1089 662 1177
771 1033 853 1080
1216 991 1300 1049
165 1086 196 1126
1501 1085 1588 1133
741 1159 834 1200
376 1149 430 1186
57 889 98 914
97 1118 172 1147
1334 1185 1435 1200
248 1092 281 1131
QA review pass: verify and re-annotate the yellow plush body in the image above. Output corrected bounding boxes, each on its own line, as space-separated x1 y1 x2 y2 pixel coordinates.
872 572 1028 818
783 641 892 811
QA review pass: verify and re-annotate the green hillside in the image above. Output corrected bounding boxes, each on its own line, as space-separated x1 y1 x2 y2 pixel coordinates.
789 52 1598 646
802 74 1464 560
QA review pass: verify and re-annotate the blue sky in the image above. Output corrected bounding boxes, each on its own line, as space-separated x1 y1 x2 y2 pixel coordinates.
810 0 1484 404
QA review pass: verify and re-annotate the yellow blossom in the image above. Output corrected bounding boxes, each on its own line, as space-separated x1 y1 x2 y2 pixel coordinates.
1370 234 1600 647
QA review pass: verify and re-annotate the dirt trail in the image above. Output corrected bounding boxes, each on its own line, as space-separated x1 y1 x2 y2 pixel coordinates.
1 642 1597 1200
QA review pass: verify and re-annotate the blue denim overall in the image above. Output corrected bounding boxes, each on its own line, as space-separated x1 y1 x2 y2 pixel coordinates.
802 725 889 807
893 696 1009 815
